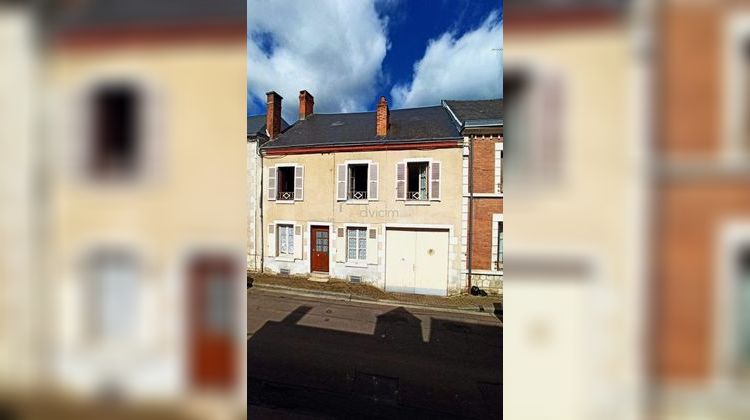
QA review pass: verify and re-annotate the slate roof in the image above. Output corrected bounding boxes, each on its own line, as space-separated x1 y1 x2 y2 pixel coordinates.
262 106 462 150
56 0 244 31
247 115 290 139
443 99 503 126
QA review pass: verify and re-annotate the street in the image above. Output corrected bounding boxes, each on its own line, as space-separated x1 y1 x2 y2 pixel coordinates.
247 287 502 419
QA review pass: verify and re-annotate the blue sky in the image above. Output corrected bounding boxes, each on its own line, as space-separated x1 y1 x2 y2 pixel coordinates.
247 0 502 120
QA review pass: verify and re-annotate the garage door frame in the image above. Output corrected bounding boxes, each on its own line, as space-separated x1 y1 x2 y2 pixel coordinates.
384 223 453 297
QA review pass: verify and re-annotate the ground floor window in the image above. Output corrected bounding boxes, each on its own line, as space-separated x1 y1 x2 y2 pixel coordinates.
277 224 294 256
347 227 367 261
86 249 139 341
496 221 504 270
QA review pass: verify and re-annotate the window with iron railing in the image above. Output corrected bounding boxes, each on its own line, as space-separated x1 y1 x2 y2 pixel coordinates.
347 164 368 200
276 166 295 200
406 161 429 201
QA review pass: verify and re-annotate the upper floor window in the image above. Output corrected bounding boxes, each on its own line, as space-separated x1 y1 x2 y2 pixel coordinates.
88 85 140 178
337 161 378 202
348 164 369 200
268 165 304 202
407 162 429 201
395 160 441 201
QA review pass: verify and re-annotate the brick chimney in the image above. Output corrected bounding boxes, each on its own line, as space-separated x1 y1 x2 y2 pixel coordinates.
376 96 389 137
266 91 282 139
299 90 314 120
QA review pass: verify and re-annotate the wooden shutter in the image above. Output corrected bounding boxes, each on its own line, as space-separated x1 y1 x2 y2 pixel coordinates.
366 228 378 264
429 161 441 200
267 224 276 257
336 164 347 201
368 163 379 201
294 165 304 201
293 224 303 259
335 227 346 262
267 167 277 201
395 162 406 200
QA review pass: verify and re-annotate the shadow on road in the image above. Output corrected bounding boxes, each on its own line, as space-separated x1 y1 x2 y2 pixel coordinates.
248 305 502 419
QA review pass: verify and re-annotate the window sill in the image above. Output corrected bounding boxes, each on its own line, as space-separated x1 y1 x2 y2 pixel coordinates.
275 255 295 262
342 200 369 205
404 200 432 206
275 199 296 204
344 261 368 268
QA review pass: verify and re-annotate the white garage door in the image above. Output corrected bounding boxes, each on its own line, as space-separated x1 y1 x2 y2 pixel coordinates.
385 228 449 296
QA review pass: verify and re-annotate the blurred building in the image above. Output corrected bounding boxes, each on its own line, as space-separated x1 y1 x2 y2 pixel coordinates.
503 1 647 419
41 0 246 409
653 1 750 418
246 113 288 272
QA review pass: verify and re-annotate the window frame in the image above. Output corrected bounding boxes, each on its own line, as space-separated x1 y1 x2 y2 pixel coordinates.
277 224 295 257
346 226 368 263
406 160 430 201
276 165 296 201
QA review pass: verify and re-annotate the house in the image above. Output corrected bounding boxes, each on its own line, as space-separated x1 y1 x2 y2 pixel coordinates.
247 113 289 271
258 90 469 296
44 0 246 403
443 99 504 293
653 2 750 417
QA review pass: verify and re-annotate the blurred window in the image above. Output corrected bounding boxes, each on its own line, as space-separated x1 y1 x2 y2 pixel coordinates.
86 250 139 341
504 69 563 187
496 221 504 270
89 85 140 178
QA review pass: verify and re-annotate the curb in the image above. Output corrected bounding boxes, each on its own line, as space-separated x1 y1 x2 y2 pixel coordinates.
250 283 502 318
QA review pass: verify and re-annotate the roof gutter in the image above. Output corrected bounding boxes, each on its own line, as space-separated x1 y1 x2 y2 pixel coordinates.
262 137 463 155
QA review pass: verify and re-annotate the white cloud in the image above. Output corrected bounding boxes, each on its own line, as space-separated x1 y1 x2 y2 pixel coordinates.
391 11 502 109
247 0 389 122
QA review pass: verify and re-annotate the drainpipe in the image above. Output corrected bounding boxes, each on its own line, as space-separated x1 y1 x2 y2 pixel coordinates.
258 139 265 273
466 133 474 293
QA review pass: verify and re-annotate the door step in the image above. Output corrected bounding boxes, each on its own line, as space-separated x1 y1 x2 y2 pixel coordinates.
309 272 330 282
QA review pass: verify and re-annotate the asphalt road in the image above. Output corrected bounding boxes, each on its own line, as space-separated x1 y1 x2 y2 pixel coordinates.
247 288 502 419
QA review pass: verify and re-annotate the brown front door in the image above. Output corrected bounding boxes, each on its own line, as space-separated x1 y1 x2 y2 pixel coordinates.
311 226 330 273
188 255 236 390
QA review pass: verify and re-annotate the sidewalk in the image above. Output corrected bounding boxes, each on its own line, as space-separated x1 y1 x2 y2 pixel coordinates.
247 272 502 316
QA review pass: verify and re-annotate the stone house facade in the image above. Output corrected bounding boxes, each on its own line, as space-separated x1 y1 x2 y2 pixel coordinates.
249 90 502 296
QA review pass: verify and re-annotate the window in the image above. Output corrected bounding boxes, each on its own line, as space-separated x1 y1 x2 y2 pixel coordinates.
88 85 140 178
407 162 429 200
496 221 504 270
347 227 367 261
504 68 563 186
337 162 378 201
86 250 139 341
277 167 295 200
277 224 294 256
347 164 369 200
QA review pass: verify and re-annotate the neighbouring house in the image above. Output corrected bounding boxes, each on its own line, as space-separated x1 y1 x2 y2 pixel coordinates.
258 90 468 296
247 113 288 271
503 4 646 419
653 2 750 417
443 99 504 293
45 0 246 402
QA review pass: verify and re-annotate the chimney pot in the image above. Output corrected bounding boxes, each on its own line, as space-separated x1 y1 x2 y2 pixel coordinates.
299 90 314 120
266 91 282 139
376 96 389 137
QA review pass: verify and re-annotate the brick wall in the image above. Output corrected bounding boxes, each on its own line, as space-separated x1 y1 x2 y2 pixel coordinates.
471 136 501 194
470 198 503 270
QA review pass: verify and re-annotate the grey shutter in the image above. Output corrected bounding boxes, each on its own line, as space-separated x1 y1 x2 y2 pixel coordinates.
268 167 277 201
368 163 379 201
395 162 406 200
429 161 441 200
294 165 304 201
336 164 347 201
